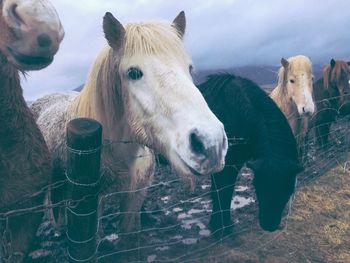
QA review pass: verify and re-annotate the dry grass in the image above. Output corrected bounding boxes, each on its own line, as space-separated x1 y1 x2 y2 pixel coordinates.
204 157 350 263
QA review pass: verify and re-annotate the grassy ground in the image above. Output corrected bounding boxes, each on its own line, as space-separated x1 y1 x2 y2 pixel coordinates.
204 158 350 263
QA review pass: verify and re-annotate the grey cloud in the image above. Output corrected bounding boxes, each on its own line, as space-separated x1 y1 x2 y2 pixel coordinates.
22 0 350 100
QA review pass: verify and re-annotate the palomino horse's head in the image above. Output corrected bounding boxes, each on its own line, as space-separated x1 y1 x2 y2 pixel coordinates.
323 59 350 115
0 0 64 70
278 55 315 116
102 12 227 176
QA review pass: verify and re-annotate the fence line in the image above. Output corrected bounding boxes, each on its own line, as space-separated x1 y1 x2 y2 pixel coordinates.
1 94 350 262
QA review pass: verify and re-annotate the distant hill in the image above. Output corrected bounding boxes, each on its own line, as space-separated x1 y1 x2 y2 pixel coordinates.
192 64 324 86
74 64 325 92
74 84 84 92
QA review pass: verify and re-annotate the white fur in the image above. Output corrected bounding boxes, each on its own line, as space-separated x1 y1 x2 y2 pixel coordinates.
295 75 315 115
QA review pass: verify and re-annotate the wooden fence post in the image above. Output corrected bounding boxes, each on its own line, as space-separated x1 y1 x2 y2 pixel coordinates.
66 118 102 263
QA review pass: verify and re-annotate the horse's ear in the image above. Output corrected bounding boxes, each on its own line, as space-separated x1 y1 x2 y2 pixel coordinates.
281 58 289 69
103 12 125 51
330 58 336 69
172 11 186 39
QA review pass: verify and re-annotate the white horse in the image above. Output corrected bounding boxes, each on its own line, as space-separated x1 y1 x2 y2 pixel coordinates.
31 11 227 246
270 55 315 159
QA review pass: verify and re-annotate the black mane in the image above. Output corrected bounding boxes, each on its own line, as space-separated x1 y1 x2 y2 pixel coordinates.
199 73 299 167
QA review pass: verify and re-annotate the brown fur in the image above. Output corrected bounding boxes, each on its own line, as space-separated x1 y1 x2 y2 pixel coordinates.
312 59 350 147
0 3 53 262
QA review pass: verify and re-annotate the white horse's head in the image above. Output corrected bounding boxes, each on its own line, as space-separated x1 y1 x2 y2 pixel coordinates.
103 12 227 176
278 55 315 116
0 0 64 70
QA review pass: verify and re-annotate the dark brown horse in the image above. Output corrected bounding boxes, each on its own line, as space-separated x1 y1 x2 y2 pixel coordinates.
0 0 63 261
312 59 350 148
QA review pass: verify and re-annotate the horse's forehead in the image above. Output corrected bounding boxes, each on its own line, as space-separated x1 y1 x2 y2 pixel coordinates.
336 63 350 76
289 61 312 77
120 52 191 71
331 63 350 81
122 22 191 65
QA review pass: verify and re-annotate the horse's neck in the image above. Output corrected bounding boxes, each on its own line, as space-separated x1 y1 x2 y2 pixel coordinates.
271 84 300 134
272 84 297 119
0 58 32 146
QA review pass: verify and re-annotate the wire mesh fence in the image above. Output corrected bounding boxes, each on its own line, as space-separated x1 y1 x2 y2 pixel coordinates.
1 95 350 262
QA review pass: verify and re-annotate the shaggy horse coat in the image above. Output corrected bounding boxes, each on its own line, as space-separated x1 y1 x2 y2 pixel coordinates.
199 73 301 235
0 0 63 261
312 59 350 148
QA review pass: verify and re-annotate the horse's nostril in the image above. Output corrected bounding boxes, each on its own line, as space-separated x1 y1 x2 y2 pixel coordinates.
190 130 205 156
302 107 306 113
37 33 52 48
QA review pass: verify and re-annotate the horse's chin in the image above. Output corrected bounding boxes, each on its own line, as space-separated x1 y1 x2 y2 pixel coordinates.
166 153 205 177
6 46 53 70
177 158 205 177
259 211 283 232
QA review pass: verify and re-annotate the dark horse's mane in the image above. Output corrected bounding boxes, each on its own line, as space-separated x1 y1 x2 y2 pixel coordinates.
199 73 299 172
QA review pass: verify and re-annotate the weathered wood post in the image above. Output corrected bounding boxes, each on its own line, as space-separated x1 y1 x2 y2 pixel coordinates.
66 118 102 263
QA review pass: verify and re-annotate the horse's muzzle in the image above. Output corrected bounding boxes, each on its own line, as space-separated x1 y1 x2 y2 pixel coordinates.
188 128 227 175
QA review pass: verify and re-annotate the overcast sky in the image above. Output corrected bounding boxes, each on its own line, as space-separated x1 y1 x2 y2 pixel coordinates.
22 0 350 100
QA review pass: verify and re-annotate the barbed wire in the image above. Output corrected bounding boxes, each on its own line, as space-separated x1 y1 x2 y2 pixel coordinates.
2 94 350 262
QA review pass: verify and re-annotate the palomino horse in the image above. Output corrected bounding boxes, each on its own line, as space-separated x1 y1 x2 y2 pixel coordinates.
31 11 227 247
312 59 350 148
270 55 315 160
0 0 64 261
199 73 301 236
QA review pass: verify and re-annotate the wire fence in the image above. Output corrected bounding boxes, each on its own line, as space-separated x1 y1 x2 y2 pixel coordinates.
1 95 350 262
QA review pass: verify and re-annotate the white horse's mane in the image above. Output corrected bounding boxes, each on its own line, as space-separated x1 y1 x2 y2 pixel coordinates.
123 21 190 63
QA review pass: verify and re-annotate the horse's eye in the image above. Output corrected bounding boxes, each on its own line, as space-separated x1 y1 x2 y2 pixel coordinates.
127 67 143 80
290 79 295 84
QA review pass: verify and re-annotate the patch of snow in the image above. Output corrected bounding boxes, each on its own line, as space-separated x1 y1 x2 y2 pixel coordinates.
105 233 119 242
201 184 210 190
173 207 183 213
170 235 183 240
161 196 170 204
182 238 198 245
199 229 211 237
231 196 255 210
178 213 192 220
156 246 170 251
188 209 205 215
235 186 249 192
181 219 206 230
147 255 157 262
